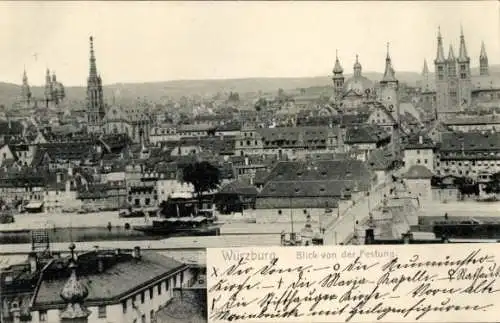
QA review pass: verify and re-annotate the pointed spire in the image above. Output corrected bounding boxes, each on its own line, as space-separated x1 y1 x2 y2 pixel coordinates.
382 42 397 83
480 41 487 59
333 49 343 74
60 243 91 320
22 67 28 84
447 44 456 61
353 54 362 77
422 59 429 75
89 36 97 77
458 25 469 62
435 26 446 63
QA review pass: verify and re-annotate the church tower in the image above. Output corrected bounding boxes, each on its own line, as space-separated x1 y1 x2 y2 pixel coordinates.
86 36 105 133
379 43 400 158
479 41 489 76
332 50 344 102
379 43 399 121
457 26 471 108
447 44 458 108
434 27 448 116
44 68 53 108
353 54 362 77
21 68 32 109
59 243 91 323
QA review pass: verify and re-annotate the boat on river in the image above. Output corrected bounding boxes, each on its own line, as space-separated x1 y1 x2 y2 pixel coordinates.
133 216 220 236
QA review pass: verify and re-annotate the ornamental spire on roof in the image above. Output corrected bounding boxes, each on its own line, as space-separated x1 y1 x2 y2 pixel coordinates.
59 243 91 321
447 44 456 61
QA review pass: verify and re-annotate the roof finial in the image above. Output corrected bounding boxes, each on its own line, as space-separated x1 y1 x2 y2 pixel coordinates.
438 25 441 37
460 23 464 37
386 42 390 58
336 49 338 59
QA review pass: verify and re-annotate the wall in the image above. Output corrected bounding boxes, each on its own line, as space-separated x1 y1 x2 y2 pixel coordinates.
404 148 434 172
404 179 432 202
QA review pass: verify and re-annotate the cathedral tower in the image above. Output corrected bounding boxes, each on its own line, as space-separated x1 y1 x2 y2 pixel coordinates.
434 26 448 115
44 68 53 107
379 43 400 158
21 68 31 108
86 36 105 133
447 44 458 107
457 26 471 107
353 54 362 77
479 41 489 76
332 50 344 102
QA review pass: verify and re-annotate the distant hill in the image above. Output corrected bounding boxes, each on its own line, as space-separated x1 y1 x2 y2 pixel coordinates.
2 65 499 108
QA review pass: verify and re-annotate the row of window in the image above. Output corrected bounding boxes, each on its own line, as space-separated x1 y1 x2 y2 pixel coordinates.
122 271 183 314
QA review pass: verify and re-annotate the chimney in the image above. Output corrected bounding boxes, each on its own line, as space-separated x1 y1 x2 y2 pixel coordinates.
364 229 375 245
418 135 423 144
28 252 37 273
132 246 141 259
10 300 20 323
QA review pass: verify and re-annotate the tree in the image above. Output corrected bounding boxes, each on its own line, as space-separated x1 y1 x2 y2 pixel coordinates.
182 162 221 207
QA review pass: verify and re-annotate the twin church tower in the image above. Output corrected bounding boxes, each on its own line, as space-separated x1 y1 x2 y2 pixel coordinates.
423 26 490 114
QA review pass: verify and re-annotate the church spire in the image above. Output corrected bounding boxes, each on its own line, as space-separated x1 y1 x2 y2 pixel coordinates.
447 44 456 61
435 26 446 64
22 67 28 84
333 49 343 74
89 36 97 77
422 59 429 75
59 243 91 322
458 25 469 62
480 40 489 76
381 42 397 83
480 40 487 59
353 54 362 77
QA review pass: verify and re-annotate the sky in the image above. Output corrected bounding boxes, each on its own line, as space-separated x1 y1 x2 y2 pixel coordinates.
0 1 498 86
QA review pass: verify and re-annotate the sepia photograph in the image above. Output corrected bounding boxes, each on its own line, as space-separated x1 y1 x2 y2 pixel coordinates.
0 1 499 322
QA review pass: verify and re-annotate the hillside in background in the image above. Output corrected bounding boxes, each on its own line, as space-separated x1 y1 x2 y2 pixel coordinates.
2 65 500 108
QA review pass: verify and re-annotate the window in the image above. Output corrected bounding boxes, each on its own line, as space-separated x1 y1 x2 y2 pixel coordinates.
166 279 169 291
122 300 127 313
417 159 421 164
158 283 162 295
39 310 47 322
149 287 153 299
98 305 107 318
150 310 155 321
303 209 307 214
141 292 145 304
278 210 282 215
180 272 184 285
416 150 420 154
141 314 146 323
424 159 428 164
174 275 177 287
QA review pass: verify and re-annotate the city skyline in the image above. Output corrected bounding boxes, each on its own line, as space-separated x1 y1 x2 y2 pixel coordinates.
1 1 498 86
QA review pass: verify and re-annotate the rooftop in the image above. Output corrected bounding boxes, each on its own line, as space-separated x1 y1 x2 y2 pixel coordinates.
32 249 186 309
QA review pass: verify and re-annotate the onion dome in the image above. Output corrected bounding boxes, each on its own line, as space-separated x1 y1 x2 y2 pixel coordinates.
60 243 91 319
333 50 343 74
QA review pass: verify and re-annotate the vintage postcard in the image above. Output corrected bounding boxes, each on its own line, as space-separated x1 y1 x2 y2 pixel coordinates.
0 1 498 323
